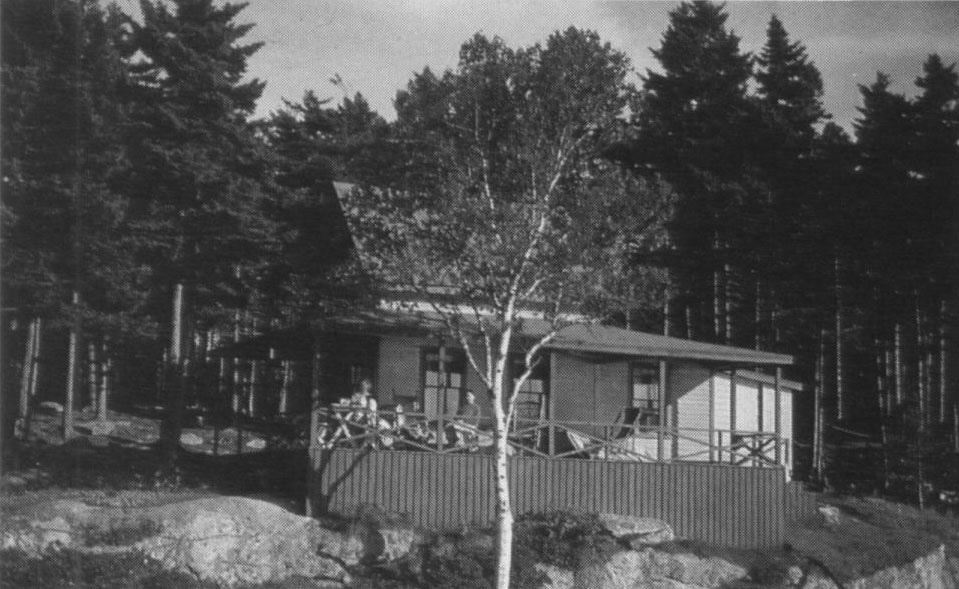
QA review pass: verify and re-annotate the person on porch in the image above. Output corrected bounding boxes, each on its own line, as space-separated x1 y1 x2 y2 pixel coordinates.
451 389 481 449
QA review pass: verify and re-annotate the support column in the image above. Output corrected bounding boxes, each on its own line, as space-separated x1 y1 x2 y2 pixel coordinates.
729 368 737 464
774 367 783 466
657 359 667 461
708 368 716 462
437 341 446 451
548 352 557 457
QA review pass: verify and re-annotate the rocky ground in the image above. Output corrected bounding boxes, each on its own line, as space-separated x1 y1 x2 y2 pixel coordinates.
2 483 958 588
2 436 959 588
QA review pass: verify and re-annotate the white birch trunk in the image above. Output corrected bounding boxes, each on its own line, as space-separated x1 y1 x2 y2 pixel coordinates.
87 340 98 412
29 318 41 402
491 350 513 589
63 291 80 439
18 317 37 420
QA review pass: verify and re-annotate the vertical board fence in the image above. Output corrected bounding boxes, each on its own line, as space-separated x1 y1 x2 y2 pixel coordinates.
311 448 788 548
784 481 819 522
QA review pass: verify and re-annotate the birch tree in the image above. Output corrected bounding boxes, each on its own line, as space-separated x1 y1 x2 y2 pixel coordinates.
343 29 667 589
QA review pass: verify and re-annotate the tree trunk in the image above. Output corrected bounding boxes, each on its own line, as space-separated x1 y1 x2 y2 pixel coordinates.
248 360 258 418
98 339 109 421
916 298 928 429
813 326 826 483
491 353 513 589
232 310 241 415
29 318 41 404
834 255 844 421
166 282 186 463
713 268 722 342
63 291 81 440
754 275 762 351
18 317 37 421
877 335 891 492
724 262 733 345
278 360 291 415
895 322 904 406
939 299 947 425
87 340 98 412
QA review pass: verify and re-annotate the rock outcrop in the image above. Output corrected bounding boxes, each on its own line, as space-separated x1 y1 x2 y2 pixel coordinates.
533 544 951 589
596 513 675 548
792 544 947 589
1 495 357 587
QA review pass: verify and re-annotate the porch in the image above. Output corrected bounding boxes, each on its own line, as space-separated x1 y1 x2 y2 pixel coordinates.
312 407 790 467
308 409 793 548
310 444 789 549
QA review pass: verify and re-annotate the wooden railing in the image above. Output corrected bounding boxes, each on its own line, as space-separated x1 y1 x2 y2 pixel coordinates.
312 407 788 467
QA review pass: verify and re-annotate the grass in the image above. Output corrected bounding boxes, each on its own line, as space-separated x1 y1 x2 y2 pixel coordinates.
785 493 959 581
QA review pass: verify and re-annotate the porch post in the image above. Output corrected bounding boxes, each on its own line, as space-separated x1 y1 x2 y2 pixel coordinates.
437 341 446 451
548 352 556 457
774 367 782 466
657 359 667 461
729 368 737 464
708 368 716 462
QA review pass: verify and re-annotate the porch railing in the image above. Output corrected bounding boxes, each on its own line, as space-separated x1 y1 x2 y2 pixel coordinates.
312 407 788 467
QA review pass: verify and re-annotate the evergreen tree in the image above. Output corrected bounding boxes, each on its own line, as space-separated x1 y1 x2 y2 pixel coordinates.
612 0 754 343
755 14 827 143
2 0 143 436
121 0 274 459
260 91 384 321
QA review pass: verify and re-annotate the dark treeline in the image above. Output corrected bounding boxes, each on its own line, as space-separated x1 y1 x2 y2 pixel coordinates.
2 0 957 500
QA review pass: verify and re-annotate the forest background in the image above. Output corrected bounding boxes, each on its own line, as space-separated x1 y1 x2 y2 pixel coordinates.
2 0 958 502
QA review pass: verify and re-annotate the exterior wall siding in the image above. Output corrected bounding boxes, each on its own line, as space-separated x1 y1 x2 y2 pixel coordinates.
377 335 423 405
671 362 712 461
311 448 787 549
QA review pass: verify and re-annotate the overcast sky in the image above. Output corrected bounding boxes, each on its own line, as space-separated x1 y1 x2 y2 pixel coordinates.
120 1 959 133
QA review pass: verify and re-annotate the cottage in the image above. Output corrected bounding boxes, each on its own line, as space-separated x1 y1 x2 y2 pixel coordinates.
304 307 806 548
307 307 800 467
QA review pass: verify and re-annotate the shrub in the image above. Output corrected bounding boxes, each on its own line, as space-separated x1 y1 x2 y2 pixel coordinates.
514 511 620 569
0 548 205 589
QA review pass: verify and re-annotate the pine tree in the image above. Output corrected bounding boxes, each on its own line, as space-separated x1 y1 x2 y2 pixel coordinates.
755 15 827 144
2 0 142 437
613 0 754 343
121 0 274 461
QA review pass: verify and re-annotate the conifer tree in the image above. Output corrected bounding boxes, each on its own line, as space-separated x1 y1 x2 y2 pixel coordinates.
122 0 274 460
2 0 141 436
613 0 754 343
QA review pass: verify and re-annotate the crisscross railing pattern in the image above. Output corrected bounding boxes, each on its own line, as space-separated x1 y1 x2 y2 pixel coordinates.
313 407 788 467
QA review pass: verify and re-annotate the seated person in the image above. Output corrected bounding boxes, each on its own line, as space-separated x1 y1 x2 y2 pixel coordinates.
395 401 430 447
327 378 379 446
450 390 482 448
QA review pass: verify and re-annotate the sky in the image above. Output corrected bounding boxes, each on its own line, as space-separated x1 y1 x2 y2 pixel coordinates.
119 1 959 133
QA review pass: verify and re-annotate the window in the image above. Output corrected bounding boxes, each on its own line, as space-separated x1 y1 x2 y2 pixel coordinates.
422 347 466 418
630 363 661 428
510 353 549 423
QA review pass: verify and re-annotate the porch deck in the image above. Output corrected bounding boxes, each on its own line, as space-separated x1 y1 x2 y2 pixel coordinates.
309 409 795 548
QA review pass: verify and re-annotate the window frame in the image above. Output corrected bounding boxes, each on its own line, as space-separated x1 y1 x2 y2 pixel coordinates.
628 362 662 430
420 346 467 418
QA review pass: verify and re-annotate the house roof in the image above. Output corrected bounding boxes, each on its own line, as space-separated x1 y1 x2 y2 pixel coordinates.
319 308 794 367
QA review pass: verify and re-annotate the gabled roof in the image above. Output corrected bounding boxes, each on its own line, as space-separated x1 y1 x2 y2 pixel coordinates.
319 308 794 367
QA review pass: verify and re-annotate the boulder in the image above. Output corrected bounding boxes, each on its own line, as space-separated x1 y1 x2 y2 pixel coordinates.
0 515 74 554
179 432 204 446
1 495 354 587
135 497 352 587
596 513 675 548
572 548 747 589
817 504 841 527
535 562 574 589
